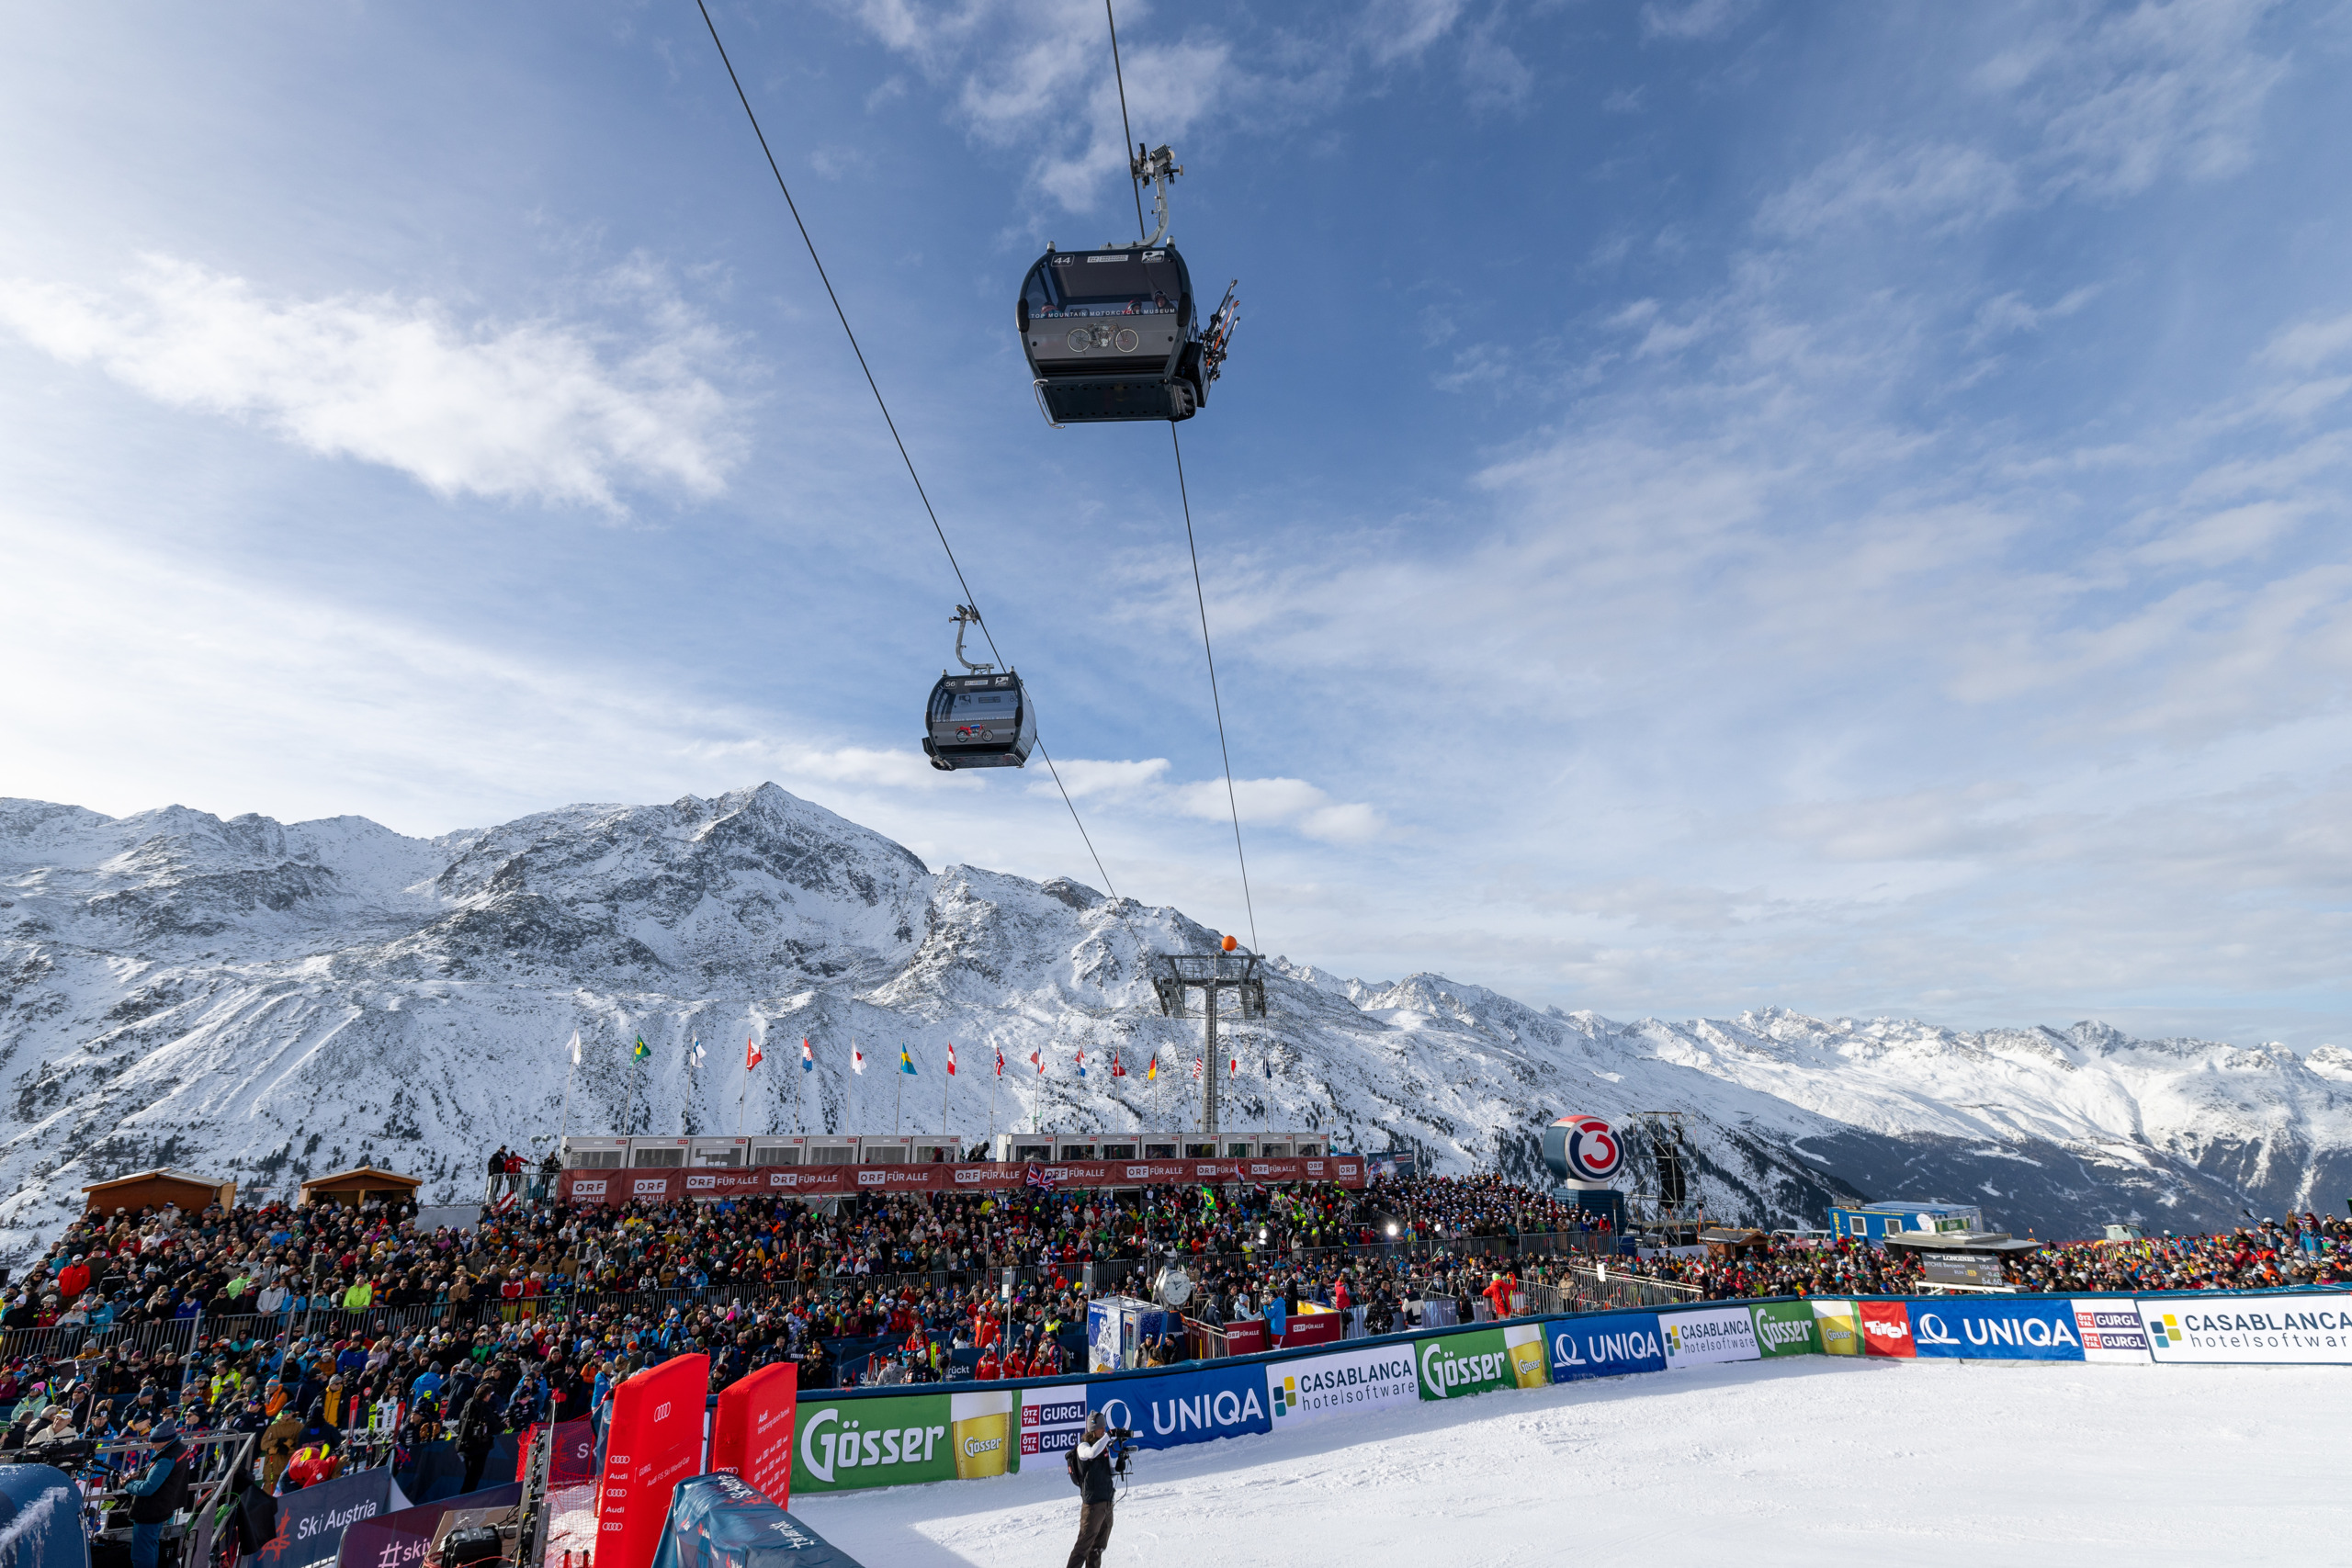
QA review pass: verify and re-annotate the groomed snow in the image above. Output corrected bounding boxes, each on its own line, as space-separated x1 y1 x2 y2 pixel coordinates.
791 1358 2345 1567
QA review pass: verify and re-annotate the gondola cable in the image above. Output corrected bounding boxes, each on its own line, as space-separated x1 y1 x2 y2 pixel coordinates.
694 0 1121 902
1104 0 1148 243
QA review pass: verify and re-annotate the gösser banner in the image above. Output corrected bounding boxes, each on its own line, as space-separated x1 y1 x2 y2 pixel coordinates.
1813 1300 1862 1357
560 1156 1364 1204
2137 1292 2352 1363
793 1390 1021 1493
1750 1301 1820 1358
1267 1343 1420 1430
1419 1324 1550 1400
1090 1362 1272 1450
1660 1306 1759 1371
1906 1300 2084 1362
1548 1314 1666 1383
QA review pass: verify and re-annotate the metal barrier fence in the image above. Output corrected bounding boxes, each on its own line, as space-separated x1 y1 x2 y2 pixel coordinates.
1527 1267 1703 1315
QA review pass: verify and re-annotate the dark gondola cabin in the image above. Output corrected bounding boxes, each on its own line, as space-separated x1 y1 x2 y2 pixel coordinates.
1020 245 1206 423
923 671 1036 770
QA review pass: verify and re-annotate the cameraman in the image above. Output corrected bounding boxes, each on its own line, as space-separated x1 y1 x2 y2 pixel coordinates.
1064 1411 1127 1568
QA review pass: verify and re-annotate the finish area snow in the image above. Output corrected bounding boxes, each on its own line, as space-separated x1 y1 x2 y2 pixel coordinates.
793 1358 2341 1567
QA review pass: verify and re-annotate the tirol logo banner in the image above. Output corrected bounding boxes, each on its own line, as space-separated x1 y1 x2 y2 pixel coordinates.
1089 1363 1272 1451
1419 1324 1550 1400
1858 1301 1916 1358
2070 1299 2153 1364
595 1353 710 1568
1267 1343 1419 1429
1749 1301 1821 1358
793 1393 956 1493
1020 1385 1089 1459
1907 1300 2084 1362
1812 1300 1861 1357
1547 1314 1666 1382
2136 1293 2352 1364
1659 1306 1760 1370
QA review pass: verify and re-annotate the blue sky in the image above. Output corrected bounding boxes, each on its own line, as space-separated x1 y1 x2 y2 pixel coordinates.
4 0 2348 1046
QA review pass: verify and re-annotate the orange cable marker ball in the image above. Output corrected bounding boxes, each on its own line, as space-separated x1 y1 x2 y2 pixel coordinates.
1221 934 1238 952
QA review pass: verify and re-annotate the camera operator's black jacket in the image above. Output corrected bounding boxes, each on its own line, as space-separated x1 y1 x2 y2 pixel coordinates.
1076 1438 1117 1504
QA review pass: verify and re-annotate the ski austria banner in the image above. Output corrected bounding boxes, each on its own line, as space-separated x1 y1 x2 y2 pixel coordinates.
1021 1385 1089 1459
253 1466 409 1568
710 1361 799 1506
2069 1299 2153 1363
1907 1299 2084 1361
1091 1361 1272 1450
596 1353 710 1568
648 1472 865 1568
1660 1305 1759 1370
793 1389 1019 1493
1419 1323 1550 1400
1267 1342 1419 1430
1547 1313 1666 1382
1749 1301 1820 1358
1812 1300 1861 1357
2137 1292 2352 1363
334 1483 520 1568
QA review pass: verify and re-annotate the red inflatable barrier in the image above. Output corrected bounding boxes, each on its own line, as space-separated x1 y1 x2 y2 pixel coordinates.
709 1360 798 1509
594 1353 710 1568
559 1156 1365 1206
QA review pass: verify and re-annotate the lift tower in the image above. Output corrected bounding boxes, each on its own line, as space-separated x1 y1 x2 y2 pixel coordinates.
1151 948 1267 1136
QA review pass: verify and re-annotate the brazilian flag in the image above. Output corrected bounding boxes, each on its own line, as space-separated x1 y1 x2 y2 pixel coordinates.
631 1036 650 1061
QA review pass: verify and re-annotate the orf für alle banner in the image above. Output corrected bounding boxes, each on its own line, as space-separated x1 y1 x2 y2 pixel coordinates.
595 1353 710 1568
1266 1342 1419 1430
710 1361 799 1509
559 1155 1365 1205
2136 1292 2352 1364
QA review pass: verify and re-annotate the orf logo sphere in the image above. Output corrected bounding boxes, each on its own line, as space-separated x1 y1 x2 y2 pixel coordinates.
1561 1116 1623 1182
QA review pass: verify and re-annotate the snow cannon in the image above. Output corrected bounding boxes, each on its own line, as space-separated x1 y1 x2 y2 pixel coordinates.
1541 1114 1628 1235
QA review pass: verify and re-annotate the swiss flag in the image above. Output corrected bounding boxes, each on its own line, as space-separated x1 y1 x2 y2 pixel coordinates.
745 1035 763 1070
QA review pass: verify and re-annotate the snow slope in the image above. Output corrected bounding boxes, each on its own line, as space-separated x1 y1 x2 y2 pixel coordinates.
794 1357 2347 1568
3 783 2346 1257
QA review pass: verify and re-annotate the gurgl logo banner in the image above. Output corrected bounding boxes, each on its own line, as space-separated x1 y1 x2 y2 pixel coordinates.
1548 1314 1666 1382
1907 1301 2084 1362
1090 1363 1271 1450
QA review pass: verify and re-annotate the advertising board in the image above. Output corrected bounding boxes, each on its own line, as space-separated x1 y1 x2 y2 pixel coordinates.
2138 1293 2352 1364
1857 1301 1916 1358
2070 1299 2153 1364
1812 1300 1861 1357
1266 1342 1420 1430
1906 1300 2083 1362
1418 1323 1549 1401
791 1392 956 1493
560 1155 1365 1205
1090 1362 1272 1451
595 1354 711 1568
1659 1305 1759 1370
1749 1301 1820 1358
1546 1314 1666 1382
709 1361 799 1506
254 1467 406 1568
1020 1385 1089 1459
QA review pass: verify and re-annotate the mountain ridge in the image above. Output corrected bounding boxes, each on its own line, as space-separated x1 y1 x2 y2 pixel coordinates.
2 782 2345 1258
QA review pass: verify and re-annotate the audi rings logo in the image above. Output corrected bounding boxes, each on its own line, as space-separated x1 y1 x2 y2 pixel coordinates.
1558 1115 1623 1182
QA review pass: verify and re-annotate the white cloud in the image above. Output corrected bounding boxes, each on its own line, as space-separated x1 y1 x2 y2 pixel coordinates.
1174 776 1387 843
1363 0 1469 64
1759 141 2021 238
0 255 738 511
1042 757 1171 798
2260 312 2352 373
1640 0 1756 41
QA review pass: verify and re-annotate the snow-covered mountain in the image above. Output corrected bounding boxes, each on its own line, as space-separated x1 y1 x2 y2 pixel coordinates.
4 783 2346 1259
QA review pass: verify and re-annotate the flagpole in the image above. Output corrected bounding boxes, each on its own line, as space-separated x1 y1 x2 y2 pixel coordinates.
798 1040 808 1135
623 1040 635 1139
942 1047 949 1138
895 1051 903 1136
558 1032 578 1146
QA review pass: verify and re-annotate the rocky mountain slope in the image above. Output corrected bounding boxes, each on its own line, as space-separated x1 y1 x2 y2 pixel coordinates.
3 784 2346 1258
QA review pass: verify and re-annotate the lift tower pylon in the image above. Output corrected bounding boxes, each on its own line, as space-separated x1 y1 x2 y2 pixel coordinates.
1151 950 1267 1136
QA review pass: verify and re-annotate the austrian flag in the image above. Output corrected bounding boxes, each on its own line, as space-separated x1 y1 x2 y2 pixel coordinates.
745 1035 763 1071
947 1042 958 1077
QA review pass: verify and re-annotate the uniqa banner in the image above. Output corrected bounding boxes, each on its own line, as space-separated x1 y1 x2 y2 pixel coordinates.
2069 1299 2153 1364
1547 1314 1666 1382
793 1389 1020 1492
595 1353 711 1568
1659 1305 1759 1370
1266 1343 1420 1430
1418 1324 1549 1401
2137 1293 2352 1364
1089 1362 1272 1450
1906 1300 2083 1362
1749 1301 1821 1358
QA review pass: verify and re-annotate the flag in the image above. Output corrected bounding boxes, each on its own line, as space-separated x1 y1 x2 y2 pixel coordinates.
899 1046 917 1076
1029 1047 1042 1075
853 1043 865 1076
947 1042 958 1077
745 1035 763 1071
688 1037 707 1067
800 1038 813 1073
1191 1055 1202 1079
1265 1051 1273 1079
1147 1054 1158 1082
631 1036 650 1062
1229 1055 1238 1078
1076 1048 1087 1079
1111 1050 1125 1078
568 1031 582 1065
995 1047 1005 1077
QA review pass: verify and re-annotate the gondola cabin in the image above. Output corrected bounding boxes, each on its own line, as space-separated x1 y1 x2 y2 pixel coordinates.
1020 244 1206 423
923 671 1036 770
